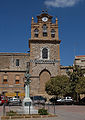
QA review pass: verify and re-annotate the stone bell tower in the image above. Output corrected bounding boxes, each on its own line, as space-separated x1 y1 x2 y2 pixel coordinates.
29 11 61 96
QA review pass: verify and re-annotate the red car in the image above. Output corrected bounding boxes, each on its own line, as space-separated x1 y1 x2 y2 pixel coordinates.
0 95 8 105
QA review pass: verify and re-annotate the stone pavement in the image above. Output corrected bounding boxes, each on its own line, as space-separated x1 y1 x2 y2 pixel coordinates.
55 105 85 120
0 105 85 120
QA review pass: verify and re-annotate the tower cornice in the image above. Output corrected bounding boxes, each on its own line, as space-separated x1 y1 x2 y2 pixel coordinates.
29 39 61 48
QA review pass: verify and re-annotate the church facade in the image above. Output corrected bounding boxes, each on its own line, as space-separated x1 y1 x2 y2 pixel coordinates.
29 12 61 96
0 12 66 98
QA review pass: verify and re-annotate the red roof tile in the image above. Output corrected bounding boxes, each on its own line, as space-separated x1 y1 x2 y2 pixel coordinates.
76 55 85 58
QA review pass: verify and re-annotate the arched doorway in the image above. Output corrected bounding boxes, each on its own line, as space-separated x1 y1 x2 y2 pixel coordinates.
39 70 51 94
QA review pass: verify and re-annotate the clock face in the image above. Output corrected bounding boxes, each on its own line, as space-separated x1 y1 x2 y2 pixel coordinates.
42 17 48 22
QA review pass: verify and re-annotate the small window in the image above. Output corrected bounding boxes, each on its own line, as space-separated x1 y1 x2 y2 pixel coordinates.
15 80 19 84
2 91 7 96
3 75 8 84
43 32 47 37
42 24 47 37
66 68 69 72
26 62 30 69
3 79 8 84
51 29 55 38
16 59 19 66
42 48 48 59
81 60 85 62
15 76 20 84
34 29 39 37
26 62 29 68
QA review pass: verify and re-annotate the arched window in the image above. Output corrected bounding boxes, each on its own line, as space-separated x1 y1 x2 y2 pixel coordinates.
34 29 39 37
42 48 48 59
42 24 47 37
51 29 55 38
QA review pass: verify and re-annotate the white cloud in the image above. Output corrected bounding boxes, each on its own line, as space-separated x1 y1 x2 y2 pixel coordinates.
44 0 82 8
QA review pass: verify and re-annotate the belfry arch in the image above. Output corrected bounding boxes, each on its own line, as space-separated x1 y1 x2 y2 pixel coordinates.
39 69 51 94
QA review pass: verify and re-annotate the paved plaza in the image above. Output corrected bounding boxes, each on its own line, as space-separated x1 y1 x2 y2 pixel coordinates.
0 105 85 120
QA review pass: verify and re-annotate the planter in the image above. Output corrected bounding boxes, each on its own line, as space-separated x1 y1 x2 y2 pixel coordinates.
1 114 57 120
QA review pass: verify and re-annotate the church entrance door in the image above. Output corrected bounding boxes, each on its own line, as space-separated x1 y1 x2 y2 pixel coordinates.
39 70 50 94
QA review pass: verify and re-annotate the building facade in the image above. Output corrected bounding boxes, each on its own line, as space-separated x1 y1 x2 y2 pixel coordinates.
0 53 29 98
0 12 62 98
29 12 61 97
74 55 85 69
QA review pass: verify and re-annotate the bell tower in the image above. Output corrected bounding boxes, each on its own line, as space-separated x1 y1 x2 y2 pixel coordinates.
29 11 61 96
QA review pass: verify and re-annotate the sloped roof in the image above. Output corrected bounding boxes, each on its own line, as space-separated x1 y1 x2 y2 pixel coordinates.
76 55 85 58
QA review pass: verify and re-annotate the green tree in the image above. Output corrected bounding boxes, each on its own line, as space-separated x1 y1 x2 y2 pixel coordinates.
45 75 71 97
76 77 85 94
67 65 85 101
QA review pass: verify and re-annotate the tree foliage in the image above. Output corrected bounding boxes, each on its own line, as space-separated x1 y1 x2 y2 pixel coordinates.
67 65 85 100
76 77 85 94
45 66 85 101
67 65 85 81
45 75 71 97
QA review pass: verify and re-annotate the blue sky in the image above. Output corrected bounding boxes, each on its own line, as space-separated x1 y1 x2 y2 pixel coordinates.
0 0 85 66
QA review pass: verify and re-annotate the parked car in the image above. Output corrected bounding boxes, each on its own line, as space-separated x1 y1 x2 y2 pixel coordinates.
64 96 73 102
31 96 46 104
57 98 65 102
57 96 73 104
79 97 85 105
49 97 58 104
0 95 9 105
9 97 22 106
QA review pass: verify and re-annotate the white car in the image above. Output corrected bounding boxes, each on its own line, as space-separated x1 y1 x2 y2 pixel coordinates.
9 97 21 105
57 96 73 103
57 98 65 102
64 96 73 102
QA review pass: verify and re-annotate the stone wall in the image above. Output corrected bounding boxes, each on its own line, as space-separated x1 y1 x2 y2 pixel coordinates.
0 53 29 99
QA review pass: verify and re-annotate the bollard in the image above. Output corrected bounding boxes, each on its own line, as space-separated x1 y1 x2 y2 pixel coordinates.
54 102 56 115
3 103 5 116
